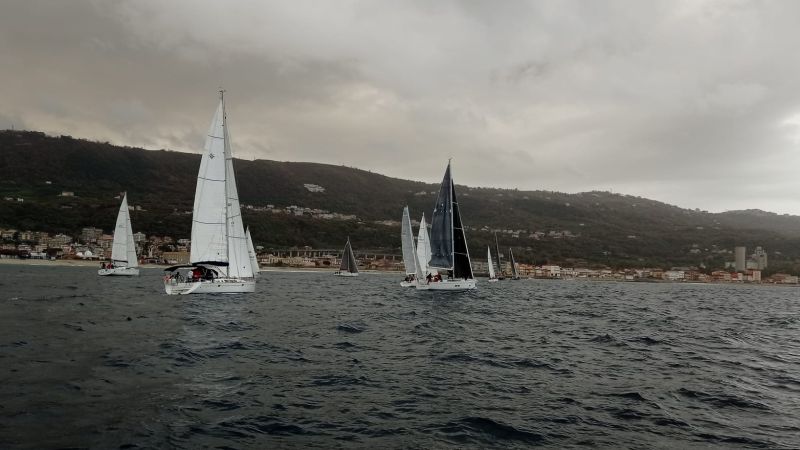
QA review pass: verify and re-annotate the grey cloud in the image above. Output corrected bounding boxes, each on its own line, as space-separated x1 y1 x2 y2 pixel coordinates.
2 0 800 213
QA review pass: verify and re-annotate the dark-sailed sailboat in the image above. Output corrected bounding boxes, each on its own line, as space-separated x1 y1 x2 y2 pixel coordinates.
334 237 359 277
417 160 476 291
509 248 521 280
493 232 505 280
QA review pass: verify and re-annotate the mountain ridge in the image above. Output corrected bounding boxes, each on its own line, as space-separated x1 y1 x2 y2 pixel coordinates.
1 129 799 272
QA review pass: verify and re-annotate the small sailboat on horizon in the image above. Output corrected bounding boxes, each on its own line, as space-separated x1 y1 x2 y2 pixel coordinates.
98 192 139 276
509 248 521 280
493 232 505 280
487 246 498 283
246 227 260 278
334 237 359 277
416 160 476 291
163 91 256 295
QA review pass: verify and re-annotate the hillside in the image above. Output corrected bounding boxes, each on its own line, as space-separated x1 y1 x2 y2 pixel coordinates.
1 130 800 272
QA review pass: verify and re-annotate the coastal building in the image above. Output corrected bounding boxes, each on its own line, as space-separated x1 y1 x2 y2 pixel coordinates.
81 227 103 244
752 246 768 270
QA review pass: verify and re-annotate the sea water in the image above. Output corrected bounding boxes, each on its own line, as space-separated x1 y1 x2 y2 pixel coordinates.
0 265 799 448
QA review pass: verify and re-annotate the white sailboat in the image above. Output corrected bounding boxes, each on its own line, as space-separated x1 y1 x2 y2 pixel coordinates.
416 160 476 291
415 213 434 280
246 227 259 278
400 206 417 287
98 192 139 276
487 247 498 283
163 91 255 295
334 237 359 277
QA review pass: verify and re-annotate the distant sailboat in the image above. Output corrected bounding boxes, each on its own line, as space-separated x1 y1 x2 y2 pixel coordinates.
509 248 521 280
416 160 476 291
334 237 359 277
163 91 255 295
493 232 505 280
246 227 259 278
487 247 498 283
98 192 139 276
400 206 417 287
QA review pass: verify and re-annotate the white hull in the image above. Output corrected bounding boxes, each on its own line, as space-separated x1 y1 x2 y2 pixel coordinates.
98 267 139 276
416 278 477 291
334 271 358 277
400 280 416 287
164 277 255 295
487 278 499 283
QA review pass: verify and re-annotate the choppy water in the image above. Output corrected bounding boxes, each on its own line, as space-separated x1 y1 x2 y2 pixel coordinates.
0 265 799 448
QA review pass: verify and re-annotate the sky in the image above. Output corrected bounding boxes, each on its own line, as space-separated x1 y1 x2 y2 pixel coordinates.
2 0 800 214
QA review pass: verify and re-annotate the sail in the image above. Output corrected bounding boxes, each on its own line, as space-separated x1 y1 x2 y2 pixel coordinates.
416 214 433 276
487 247 495 279
340 238 358 273
510 249 519 278
222 104 253 279
493 233 503 277
401 206 416 275
111 193 137 267
246 227 259 274
190 100 229 267
428 163 454 269
451 179 474 279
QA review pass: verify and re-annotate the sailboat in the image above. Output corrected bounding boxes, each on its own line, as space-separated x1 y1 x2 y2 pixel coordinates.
98 192 139 276
416 160 476 291
493 232 505 280
163 91 255 295
487 247 498 283
509 248 521 280
246 227 259 278
400 206 417 287
334 237 359 277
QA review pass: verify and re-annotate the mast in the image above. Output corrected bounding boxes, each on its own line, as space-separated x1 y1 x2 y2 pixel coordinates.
220 89 230 271
448 159 454 273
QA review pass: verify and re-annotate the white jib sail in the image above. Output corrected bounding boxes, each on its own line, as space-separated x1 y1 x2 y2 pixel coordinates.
401 206 416 275
416 213 435 276
487 247 495 279
246 227 259 274
222 111 253 279
111 192 137 267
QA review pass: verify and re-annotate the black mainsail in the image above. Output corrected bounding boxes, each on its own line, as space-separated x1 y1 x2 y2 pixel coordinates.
428 161 473 280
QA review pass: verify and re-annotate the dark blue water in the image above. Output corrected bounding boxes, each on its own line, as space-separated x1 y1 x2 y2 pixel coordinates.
1 264 799 448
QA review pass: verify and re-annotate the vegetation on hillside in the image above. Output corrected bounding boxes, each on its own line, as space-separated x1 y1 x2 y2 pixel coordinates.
2 130 799 270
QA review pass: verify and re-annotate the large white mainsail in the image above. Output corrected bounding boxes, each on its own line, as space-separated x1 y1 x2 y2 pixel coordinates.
401 206 416 275
189 93 253 279
111 192 137 267
246 227 259 275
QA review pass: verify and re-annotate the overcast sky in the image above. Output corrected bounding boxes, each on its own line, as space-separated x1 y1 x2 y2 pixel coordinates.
2 0 800 214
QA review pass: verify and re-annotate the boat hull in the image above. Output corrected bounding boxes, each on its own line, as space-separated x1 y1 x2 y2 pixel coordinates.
164 278 255 295
487 278 499 283
416 278 477 291
400 280 416 287
98 267 139 276
334 271 358 277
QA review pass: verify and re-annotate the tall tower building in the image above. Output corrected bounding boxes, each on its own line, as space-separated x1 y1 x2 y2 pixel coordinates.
734 246 746 272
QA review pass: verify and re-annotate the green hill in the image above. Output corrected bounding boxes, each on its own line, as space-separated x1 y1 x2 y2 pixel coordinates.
1 130 799 273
